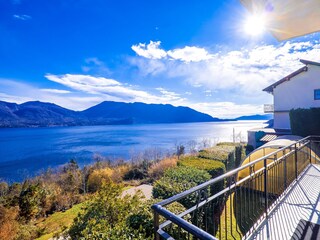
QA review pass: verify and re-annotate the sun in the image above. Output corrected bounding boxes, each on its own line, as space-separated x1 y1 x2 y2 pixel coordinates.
244 14 266 36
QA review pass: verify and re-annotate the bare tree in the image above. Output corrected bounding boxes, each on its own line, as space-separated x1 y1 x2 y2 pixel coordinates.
187 140 198 154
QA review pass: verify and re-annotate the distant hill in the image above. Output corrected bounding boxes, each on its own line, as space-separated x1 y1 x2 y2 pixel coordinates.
0 100 273 128
0 100 220 127
82 101 219 124
0 101 88 127
234 114 273 121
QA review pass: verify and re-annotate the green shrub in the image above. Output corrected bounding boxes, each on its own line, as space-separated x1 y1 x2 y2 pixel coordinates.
290 108 320 137
216 142 239 147
69 181 152 240
18 182 47 220
178 157 225 198
245 144 254 154
178 156 225 178
235 145 245 168
152 166 211 208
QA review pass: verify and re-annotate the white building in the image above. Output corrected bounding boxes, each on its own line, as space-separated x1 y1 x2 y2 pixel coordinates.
263 59 320 130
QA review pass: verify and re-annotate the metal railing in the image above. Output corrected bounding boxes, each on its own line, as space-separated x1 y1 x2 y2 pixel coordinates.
152 136 320 240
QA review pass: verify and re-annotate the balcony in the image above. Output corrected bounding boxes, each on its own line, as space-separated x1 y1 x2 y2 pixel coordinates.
264 104 274 113
152 136 320 239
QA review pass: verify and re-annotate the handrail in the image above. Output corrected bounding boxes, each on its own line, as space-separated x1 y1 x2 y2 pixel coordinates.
156 136 311 207
153 205 218 240
157 145 303 230
152 135 320 240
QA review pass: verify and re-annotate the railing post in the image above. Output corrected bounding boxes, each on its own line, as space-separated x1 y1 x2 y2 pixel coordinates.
309 140 312 164
154 210 160 240
283 150 287 189
264 157 268 218
294 143 298 179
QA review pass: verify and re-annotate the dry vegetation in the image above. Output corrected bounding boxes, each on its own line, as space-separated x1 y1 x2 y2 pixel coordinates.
0 141 246 239
148 157 178 180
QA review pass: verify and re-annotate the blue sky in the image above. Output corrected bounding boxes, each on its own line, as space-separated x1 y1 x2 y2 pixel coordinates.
1 0 320 118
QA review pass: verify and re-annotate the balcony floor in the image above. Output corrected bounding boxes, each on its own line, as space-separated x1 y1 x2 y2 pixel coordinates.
249 164 320 240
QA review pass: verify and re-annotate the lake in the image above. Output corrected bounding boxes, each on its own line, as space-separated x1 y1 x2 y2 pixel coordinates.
0 121 266 182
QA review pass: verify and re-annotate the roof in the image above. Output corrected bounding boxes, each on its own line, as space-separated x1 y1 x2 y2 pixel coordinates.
258 135 303 149
263 59 320 93
300 59 320 67
240 0 320 41
259 134 278 142
263 66 308 93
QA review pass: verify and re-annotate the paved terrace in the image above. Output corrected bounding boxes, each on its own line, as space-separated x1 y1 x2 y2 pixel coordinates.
249 164 320 240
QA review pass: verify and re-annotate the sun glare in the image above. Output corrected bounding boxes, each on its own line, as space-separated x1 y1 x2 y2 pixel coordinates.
244 14 266 36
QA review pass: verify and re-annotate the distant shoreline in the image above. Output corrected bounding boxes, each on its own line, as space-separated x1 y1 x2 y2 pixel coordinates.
0 119 270 129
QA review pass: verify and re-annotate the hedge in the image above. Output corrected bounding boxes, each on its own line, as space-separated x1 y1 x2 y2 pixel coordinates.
178 156 226 200
198 144 244 171
178 156 225 178
152 166 211 208
290 108 320 137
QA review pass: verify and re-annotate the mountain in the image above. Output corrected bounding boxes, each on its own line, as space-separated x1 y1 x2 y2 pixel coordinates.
82 101 219 124
0 101 219 127
0 101 88 127
234 114 273 121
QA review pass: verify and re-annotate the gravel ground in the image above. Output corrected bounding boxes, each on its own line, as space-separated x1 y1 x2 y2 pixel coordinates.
122 184 153 200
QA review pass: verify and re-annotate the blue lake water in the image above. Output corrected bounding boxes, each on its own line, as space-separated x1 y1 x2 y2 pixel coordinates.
0 121 266 182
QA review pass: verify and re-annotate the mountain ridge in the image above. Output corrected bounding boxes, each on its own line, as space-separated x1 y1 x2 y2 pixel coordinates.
0 100 272 128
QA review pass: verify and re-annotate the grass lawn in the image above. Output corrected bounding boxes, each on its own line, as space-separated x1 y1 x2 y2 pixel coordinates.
35 202 85 240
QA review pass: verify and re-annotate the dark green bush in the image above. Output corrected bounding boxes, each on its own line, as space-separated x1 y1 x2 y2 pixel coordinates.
152 166 211 208
235 145 245 168
18 182 47 220
245 144 254 154
290 108 320 137
123 167 147 180
127 199 187 238
178 157 225 198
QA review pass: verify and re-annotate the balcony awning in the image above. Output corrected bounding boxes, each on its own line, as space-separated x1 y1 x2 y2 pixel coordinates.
259 134 278 142
240 0 320 41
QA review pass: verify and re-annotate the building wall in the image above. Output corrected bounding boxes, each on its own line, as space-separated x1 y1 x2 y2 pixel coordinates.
273 65 320 129
274 112 290 129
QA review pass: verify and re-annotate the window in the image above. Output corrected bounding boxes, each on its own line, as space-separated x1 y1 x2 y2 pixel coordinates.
315 89 320 100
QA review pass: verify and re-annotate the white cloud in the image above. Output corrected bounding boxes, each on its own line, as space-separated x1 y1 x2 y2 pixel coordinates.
131 41 212 62
189 102 264 118
0 80 104 110
155 87 184 102
128 57 166 76
46 74 121 95
168 46 212 62
0 92 33 103
13 14 31 20
45 74 185 105
41 89 71 94
131 41 167 59
130 40 320 97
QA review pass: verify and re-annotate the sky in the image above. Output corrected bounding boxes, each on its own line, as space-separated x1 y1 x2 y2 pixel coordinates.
1 0 320 118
